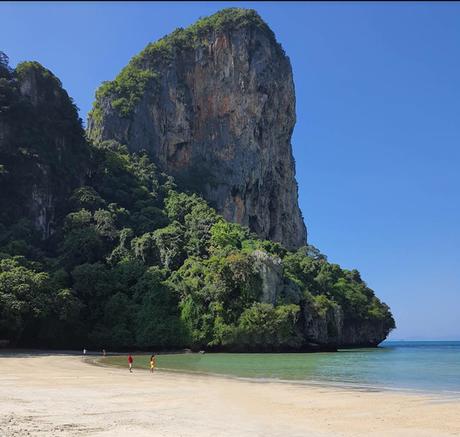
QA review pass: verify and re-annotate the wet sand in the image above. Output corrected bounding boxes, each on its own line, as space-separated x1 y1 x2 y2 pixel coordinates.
0 353 459 436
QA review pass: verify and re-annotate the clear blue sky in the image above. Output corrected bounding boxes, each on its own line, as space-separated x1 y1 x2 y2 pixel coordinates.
2 1 459 340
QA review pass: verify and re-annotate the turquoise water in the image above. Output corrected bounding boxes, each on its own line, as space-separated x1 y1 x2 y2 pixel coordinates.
157 341 460 394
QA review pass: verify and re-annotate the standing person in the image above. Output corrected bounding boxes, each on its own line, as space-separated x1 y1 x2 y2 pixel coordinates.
83 348 87 356
128 354 133 372
150 354 156 373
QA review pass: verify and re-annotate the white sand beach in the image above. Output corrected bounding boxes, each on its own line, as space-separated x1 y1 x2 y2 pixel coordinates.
0 353 459 437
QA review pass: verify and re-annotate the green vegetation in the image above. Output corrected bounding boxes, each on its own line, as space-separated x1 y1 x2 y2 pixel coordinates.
0 53 394 351
136 7 276 62
89 8 279 122
0 144 394 349
93 66 157 119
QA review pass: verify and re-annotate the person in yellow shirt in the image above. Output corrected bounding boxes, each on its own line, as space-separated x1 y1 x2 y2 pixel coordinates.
150 354 156 373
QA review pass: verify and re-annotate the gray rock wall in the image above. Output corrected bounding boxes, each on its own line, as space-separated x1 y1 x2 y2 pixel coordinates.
0 62 88 238
251 250 390 348
88 12 307 250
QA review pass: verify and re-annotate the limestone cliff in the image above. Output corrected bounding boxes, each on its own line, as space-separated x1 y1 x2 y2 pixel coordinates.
87 8 306 250
252 250 393 349
0 60 89 238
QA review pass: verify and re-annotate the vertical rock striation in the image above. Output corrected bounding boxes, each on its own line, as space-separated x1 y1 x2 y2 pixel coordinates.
87 8 307 250
0 61 89 238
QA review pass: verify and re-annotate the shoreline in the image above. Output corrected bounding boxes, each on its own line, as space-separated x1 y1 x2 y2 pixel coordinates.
3 349 458 399
1 353 459 436
93 354 460 399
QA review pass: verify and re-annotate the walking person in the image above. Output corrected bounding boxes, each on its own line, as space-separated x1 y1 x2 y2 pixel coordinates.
150 354 156 373
128 354 133 372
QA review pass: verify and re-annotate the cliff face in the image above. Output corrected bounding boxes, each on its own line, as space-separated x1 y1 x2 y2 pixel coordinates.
87 9 306 250
253 250 393 349
0 61 89 238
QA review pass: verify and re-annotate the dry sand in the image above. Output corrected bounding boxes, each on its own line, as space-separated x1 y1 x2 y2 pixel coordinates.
0 353 459 437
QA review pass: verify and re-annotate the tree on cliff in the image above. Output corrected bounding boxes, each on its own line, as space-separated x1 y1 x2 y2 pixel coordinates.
0 51 11 74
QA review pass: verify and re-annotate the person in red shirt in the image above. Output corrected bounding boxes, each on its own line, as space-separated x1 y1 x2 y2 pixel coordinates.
128 354 133 373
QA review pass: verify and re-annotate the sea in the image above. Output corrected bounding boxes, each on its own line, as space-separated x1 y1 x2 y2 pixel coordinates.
156 341 460 395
